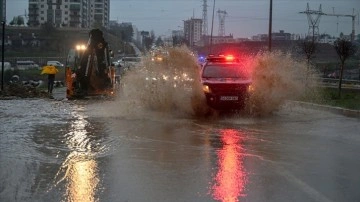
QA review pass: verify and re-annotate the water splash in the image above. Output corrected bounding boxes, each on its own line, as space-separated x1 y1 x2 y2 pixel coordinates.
120 45 209 117
245 51 320 116
104 47 320 118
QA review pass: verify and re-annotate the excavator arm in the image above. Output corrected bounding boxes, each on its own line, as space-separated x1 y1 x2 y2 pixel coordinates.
66 29 115 99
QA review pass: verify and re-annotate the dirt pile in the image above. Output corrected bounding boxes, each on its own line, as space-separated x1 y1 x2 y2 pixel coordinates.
0 83 49 99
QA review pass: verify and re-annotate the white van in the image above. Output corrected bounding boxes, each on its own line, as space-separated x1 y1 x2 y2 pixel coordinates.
16 61 40 70
46 61 64 68
1 62 11 70
119 57 141 68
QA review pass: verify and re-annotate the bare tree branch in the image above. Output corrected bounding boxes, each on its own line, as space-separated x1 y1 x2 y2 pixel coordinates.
333 38 357 98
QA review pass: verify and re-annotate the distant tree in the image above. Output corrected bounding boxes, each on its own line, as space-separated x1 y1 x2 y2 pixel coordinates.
339 32 344 39
144 36 153 51
155 36 164 47
9 16 25 26
16 16 25 26
150 30 155 41
122 25 134 42
299 40 316 68
9 17 16 26
172 35 184 46
320 33 331 39
333 38 357 98
298 38 317 84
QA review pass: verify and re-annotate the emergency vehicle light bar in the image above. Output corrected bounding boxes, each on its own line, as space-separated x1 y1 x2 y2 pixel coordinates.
206 54 238 62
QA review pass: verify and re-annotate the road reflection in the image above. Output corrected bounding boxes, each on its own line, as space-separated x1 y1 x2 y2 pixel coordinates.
210 129 247 202
57 108 100 202
65 158 98 202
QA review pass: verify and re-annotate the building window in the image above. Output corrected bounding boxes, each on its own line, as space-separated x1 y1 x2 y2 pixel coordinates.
41 17 44 20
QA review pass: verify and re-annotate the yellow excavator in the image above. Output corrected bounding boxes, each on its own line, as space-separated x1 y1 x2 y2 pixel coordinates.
65 29 116 99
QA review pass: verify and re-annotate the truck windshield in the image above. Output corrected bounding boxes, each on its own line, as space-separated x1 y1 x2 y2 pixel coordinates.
202 64 250 79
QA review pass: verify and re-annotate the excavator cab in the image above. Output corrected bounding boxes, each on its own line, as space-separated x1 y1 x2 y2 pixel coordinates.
65 29 116 99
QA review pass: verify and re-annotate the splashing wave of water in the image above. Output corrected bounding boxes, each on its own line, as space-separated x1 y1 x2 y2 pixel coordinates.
102 47 320 118
245 51 319 116
119 46 208 117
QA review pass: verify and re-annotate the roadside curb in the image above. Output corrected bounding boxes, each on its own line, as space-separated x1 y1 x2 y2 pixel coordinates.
290 101 360 118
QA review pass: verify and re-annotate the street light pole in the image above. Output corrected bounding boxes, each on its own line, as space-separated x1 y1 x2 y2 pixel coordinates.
209 0 215 53
1 21 5 91
268 0 273 52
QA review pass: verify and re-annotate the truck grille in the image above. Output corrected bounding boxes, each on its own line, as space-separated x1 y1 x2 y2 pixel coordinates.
209 83 248 94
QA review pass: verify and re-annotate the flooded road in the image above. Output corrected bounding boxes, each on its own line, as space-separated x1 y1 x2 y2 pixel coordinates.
1 48 359 202
1 97 359 202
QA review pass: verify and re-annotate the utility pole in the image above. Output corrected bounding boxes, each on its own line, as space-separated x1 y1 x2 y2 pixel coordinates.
209 0 215 53
268 0 273 52
1 21 4 91
299 3 323 42
299 3 357 41
322 9 357 41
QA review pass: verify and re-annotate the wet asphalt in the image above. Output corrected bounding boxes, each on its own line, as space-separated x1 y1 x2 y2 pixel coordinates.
0 88 359 202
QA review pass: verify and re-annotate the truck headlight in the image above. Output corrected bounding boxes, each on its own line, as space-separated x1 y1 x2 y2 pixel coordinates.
247 84 254 93
203 85 211 93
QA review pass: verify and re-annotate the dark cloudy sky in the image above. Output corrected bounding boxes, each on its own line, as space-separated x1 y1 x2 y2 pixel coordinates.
7 0 360 38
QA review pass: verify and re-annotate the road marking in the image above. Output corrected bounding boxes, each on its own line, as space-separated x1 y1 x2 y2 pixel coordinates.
275 164 334 202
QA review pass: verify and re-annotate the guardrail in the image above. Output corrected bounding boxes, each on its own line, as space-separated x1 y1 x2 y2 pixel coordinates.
320 78 360 89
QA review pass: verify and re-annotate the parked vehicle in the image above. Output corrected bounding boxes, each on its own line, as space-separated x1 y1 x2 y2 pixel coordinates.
46 61 64 68
119 56 141 69
16 61 40 70
1 62 12 70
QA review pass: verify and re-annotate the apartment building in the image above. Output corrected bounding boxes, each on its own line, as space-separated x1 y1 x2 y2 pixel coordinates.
28 0 109 29
183 18 202 47
89 0 109 28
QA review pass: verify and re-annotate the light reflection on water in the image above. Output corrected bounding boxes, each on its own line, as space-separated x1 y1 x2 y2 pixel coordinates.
65 158 99 202
210 129 247 202
56 108 100 202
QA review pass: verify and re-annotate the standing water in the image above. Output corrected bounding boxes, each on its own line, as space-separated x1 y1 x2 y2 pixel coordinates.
0 46 338 202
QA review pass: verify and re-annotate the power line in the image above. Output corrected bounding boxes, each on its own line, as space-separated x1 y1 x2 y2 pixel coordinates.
299 3 357 41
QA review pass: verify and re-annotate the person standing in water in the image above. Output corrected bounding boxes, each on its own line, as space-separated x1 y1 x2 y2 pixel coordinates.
47 73 55 94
